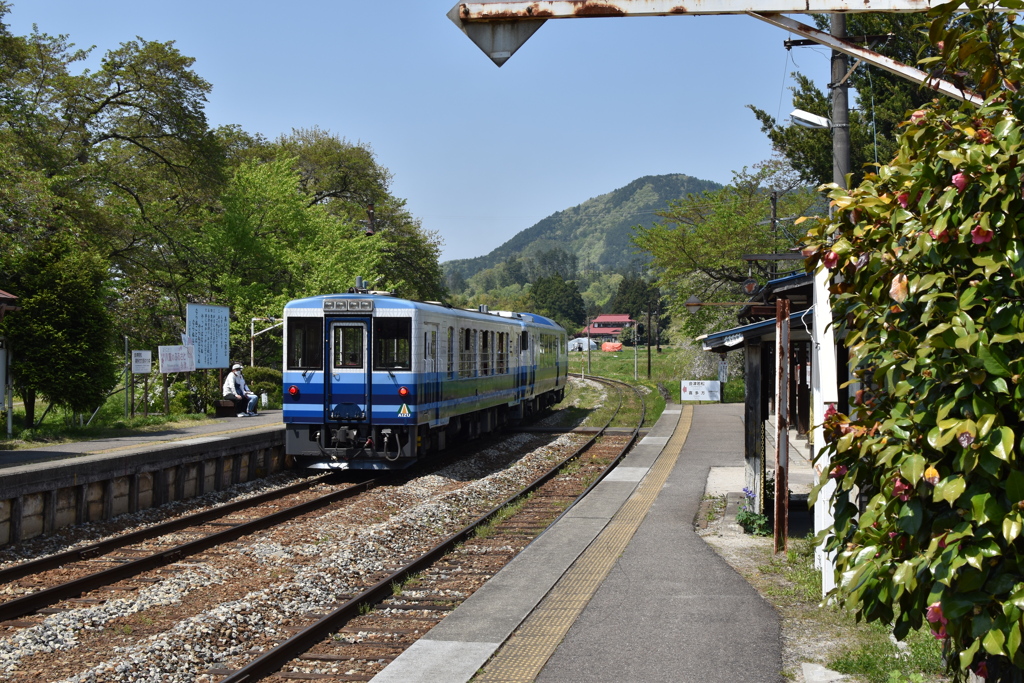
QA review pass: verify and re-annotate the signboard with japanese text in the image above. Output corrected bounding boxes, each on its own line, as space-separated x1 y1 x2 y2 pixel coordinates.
185 304 230 369
131 350 152 374
159 345 196 373
680 380 721 402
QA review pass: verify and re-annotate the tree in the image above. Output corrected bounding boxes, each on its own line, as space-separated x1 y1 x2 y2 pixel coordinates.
528 274 586 332
633 161 820 336
749 14 939 187
803 5 1024 680
608 274 661 320
1 235 119 427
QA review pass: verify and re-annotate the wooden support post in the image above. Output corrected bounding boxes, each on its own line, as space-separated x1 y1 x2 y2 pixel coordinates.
774 298 791 554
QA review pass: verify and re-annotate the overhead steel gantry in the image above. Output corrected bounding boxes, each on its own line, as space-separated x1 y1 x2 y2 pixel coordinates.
446 0 983 105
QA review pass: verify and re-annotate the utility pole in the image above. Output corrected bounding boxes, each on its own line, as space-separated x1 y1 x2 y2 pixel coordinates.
832 14 851 189
646 308 652 379
770 190 778 278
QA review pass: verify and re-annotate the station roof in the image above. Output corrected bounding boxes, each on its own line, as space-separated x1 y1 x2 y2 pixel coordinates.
699 307 814 353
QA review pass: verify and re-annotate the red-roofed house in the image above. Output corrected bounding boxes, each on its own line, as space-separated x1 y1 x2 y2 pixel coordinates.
580 314 635 342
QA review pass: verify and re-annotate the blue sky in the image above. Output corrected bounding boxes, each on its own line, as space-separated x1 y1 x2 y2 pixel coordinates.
9 1 836 261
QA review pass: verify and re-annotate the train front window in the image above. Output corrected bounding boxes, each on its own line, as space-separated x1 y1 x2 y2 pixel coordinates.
332 325 364 369
287 318 323 370
374 318 412 370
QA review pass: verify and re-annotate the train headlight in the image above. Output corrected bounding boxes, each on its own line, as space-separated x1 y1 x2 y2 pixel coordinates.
288 385 299 397
398 386 409 397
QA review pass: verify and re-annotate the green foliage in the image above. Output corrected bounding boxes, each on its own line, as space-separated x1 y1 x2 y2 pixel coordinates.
0 6 446 400
243 366 283 408
803 5 1024 681
444 174 721 284
633 162 821 337
528 274 586 331
737 489 772 536
1 234 119 426
750 14 939 188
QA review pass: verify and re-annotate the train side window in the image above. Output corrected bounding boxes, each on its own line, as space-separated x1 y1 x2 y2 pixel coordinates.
332 325 363 369
447 326 454 377
374 317 411 370
461 328 472 377
497 332 506 374
287 317 323 370
481 330 490 376
520 331 529 352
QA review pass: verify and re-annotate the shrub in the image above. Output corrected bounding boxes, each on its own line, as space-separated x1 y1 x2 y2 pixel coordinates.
803 5 1024 680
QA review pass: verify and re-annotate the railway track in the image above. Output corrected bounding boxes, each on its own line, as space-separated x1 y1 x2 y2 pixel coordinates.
0 375 643 682
225 374 644 682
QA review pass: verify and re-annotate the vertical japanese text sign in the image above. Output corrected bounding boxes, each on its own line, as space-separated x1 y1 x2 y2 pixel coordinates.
186 304 230 369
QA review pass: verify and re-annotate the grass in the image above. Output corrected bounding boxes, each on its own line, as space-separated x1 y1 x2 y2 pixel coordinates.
566 344 741 428
474 496 531 540
737 535 948 683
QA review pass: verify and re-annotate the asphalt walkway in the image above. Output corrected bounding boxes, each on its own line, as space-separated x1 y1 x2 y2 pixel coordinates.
373 402 785 683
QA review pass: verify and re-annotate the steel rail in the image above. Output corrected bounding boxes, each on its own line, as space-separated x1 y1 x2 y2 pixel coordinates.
0 477 382 623
218 374 643 683
0 475 329 585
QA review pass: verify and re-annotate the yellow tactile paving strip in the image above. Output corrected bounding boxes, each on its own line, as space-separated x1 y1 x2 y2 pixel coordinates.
474 405 694 683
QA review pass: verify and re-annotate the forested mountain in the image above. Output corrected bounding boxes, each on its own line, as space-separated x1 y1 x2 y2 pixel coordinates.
443 174 721 283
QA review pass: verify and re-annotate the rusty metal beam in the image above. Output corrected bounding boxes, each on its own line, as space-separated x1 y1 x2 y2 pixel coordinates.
449 1 987 107
747 12 983 105
453 0 943 20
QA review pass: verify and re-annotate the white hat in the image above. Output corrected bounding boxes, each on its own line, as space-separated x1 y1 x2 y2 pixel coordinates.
232 364 243 370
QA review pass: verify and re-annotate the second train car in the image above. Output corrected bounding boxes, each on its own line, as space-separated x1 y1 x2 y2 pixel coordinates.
282 283 568 470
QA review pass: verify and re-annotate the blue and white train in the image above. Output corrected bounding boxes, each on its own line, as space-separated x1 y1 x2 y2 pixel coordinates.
282 282 569 470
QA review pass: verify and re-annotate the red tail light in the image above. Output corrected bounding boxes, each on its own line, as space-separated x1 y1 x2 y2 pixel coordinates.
398 386 409 397
288 385 299 396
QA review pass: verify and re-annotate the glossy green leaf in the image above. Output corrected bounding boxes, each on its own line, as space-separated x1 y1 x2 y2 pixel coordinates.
983 628 1007 656
901 453 926 483
935 476 966 505
992 426 1015 462
1003 511 1023 544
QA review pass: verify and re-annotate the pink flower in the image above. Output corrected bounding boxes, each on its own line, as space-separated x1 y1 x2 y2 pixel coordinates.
926 601 949 639
829 465 848 479
910 110 927 125
952 172 969 193
893 478 912 501
822 251 839 269
824 403 837 420
971 225 993 244
929 228 950 243
897 192 909 208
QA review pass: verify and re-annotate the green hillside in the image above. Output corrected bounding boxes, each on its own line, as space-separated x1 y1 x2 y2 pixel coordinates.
443 173 721 281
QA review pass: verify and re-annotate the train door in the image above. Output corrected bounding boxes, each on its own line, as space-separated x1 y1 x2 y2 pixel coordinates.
326 319 370 425
424 322 440 422
522 330 535 396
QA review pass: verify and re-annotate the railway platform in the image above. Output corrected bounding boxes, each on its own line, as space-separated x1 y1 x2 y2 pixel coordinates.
0 411 286 546
373 402 816 683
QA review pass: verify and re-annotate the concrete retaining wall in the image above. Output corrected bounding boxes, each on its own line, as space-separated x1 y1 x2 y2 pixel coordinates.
0 428 286 547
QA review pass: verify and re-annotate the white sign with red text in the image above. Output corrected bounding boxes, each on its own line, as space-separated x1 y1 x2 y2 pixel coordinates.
680 380 720 402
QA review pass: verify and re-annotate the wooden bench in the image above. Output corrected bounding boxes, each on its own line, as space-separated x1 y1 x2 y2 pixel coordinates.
214 399 239 418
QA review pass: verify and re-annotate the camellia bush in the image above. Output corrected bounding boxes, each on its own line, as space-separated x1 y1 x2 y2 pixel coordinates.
803 3 1024 681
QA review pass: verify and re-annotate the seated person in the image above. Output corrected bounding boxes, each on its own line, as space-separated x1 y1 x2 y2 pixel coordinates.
222 363 258 417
